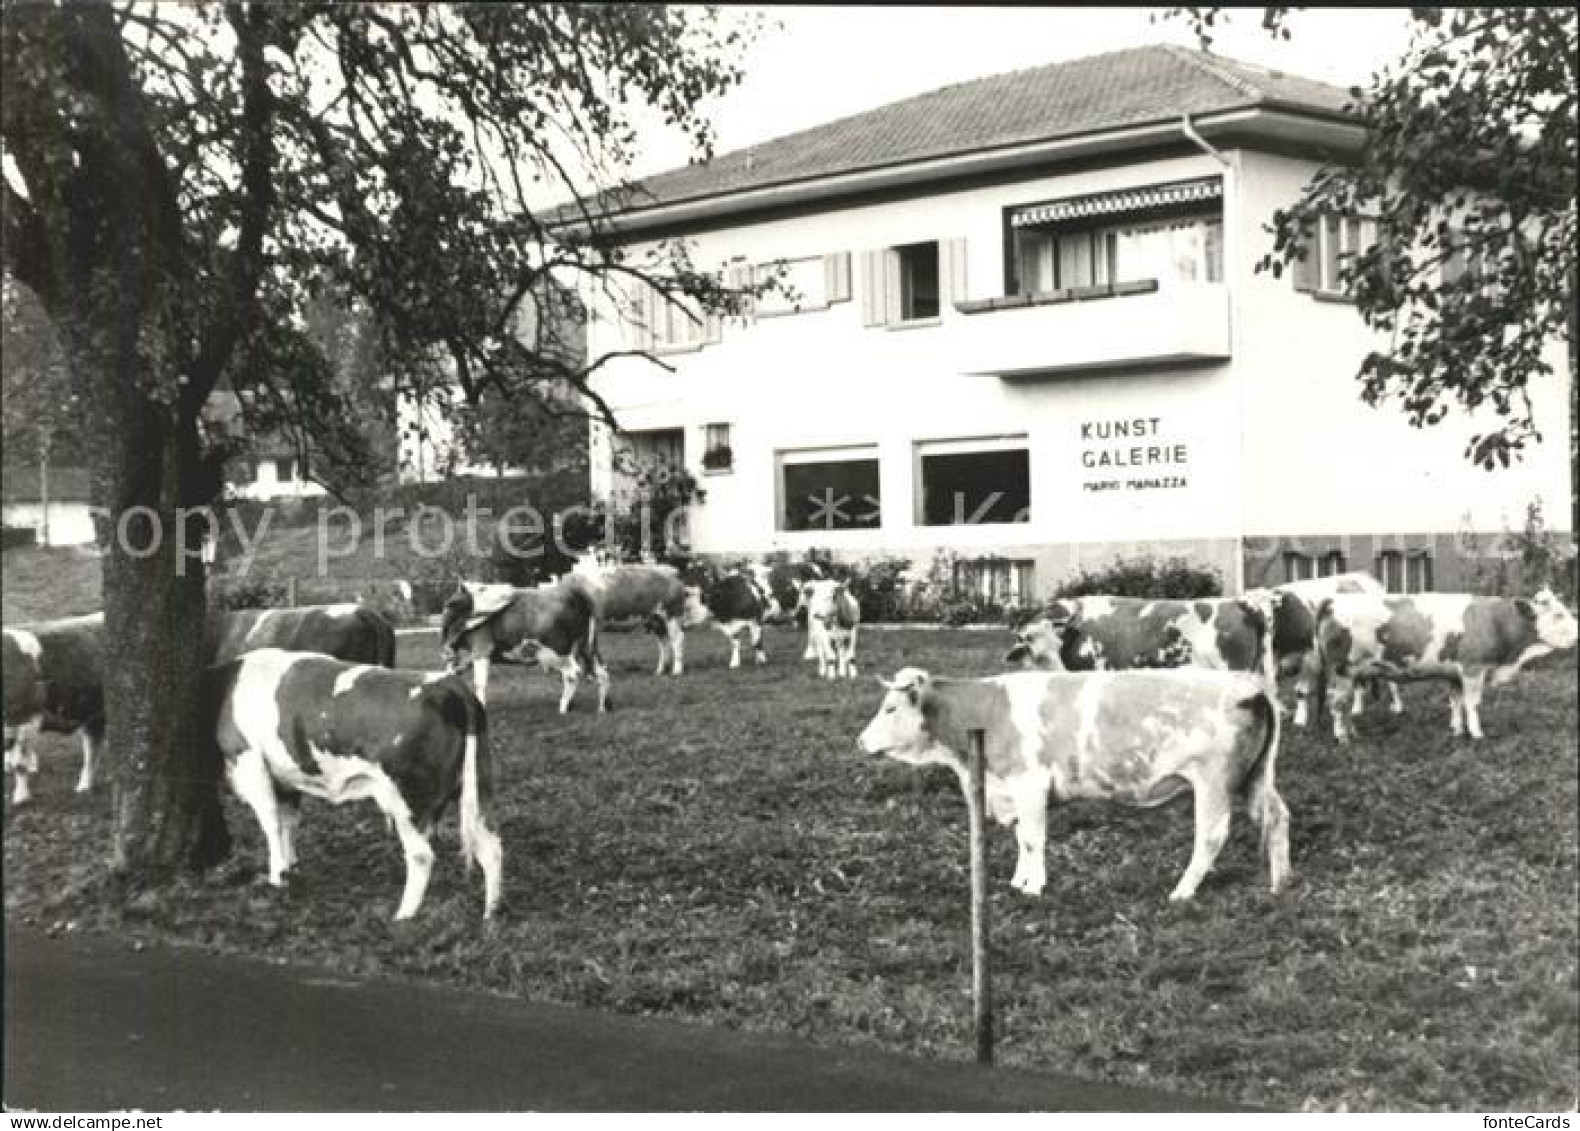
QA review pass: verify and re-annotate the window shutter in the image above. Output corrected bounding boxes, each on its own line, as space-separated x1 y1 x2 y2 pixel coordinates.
634 281 658 350
884 249 903 324
824 251 852 304
941 237 968 307
1291 221 1318 293
860 249 890 327
703 309 722 345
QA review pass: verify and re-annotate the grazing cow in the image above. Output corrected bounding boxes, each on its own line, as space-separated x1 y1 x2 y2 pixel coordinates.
209 603 397 667
749 560 825 659
204 649 501 920
1256 573 1398 726
858 667 1290 901
441 580 607 712
1315 587 1578 742
802 579 860 678
569 559 691 676
3 614 104 806
1004 595 1274 684
678 564 774 668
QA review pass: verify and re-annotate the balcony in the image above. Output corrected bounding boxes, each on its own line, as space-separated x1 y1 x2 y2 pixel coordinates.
952 280 1231 379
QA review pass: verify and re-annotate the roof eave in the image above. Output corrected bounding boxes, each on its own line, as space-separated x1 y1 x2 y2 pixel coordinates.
559 106 1365 240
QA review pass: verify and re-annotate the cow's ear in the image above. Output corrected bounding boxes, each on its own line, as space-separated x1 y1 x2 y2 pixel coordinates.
1514 598 1536 621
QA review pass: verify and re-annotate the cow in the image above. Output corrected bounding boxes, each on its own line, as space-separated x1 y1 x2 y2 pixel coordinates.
802 579 860 679
749 559 825 660
441 579 607 712
857 667 1290 902
1255 572 1399 726
568 558 691 676
209 603 397 667
203 648 502 920
1004 595 1275 685
3 614 104 806
676 563 775 668
1314 587 1578 742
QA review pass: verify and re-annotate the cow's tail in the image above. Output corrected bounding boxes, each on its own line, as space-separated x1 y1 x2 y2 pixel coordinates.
457 687 503 918
1238 686 1291 894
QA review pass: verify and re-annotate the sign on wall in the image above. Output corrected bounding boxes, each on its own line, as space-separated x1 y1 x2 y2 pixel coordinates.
1079 415 1190 493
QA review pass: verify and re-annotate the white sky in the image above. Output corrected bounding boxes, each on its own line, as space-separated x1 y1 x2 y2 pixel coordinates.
627 6 1420 181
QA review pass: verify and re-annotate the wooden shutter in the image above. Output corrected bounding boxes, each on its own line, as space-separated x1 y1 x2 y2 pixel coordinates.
941 237 968 308
860 249 890 327
1291 219 1318 293
703 308 722 345
635 280 659 350
824 251 852 304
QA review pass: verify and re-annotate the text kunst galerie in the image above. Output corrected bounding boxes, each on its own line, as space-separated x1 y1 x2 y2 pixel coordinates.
1080 415 1189 493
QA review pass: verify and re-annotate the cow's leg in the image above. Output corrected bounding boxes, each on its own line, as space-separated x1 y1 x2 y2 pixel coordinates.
1448 686 1466 736
6 720 40 806
277 789 303 871
591 652 611 714
843 625 859 678
1292 651 1321 729
1350 682 1367 716
667 618 685 676
1386 681 1404 715
1327 672 1354 743
717 622 742 669
386 805 436 921
653 632 670 676
75 727 101 794
1170 779 1232 902
1460 669 1488 739
750 621 767 665
557 657 582 715
1009 785 1049 896
226 749 289 886
471 656 491 706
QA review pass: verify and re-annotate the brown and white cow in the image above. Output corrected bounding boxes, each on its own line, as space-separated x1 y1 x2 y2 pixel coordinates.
568 559 691 675
441 579 607 712
204 648 502 920
3 614 104 805
1315 587 1578 742
1004 595 1275 685
802 579 860 679
678 563 775 668
1254 572 1399 726
209 603 397 667
858 667 1290 902
749 559 826 660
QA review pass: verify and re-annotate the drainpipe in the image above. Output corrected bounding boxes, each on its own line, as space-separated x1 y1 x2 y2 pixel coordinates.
1181 115 1245 591
1180 114 1230 167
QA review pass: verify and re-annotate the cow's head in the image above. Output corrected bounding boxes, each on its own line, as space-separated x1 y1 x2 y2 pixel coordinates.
1522 587 1579 651
1004 618 1066 669
859 668 948 765
438 586 475 669
804 579 854 626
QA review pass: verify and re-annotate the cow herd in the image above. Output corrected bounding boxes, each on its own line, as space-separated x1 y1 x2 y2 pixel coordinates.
3 559 1576 921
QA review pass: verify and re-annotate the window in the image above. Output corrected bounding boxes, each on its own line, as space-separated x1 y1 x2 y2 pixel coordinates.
916 437 1030 526
779 447 881 532
861 240 964 328
952 557 1034 605
1007 177 1224 296
1319 551 1348 578
1295 214 1371 297
897 242 940 321
637 282 717 352
702 422 733 472
1377 550 1432 594
1283 551 1315 584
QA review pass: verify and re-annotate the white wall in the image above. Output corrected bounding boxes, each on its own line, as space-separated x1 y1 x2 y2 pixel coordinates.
2 501 97 546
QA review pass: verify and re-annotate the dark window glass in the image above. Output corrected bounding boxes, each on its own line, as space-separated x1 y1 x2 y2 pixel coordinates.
921 449 1029 526
782 459 881 531
898 242 939 320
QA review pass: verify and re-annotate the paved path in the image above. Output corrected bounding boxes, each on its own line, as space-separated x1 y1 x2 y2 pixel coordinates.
3 926 1232 1112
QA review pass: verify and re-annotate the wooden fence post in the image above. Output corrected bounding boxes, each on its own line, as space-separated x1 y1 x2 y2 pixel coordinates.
966 727 993 1065
287 576 299 607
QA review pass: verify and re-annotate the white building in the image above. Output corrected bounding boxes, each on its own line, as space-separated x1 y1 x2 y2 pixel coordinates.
579 45 1572 597
2 466 97 546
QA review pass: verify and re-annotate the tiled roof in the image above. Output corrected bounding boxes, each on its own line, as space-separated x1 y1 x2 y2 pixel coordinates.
601 45 1354 215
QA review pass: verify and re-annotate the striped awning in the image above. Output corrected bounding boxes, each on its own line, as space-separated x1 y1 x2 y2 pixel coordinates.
1010 177 1222 228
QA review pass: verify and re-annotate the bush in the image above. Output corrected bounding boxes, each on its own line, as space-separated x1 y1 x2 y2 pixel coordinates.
1471 500 1579 604
1053 555 1223 600
210 575 291 611
844 557 914 623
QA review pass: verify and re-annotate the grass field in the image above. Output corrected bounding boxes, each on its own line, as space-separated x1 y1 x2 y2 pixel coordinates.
1 546 105 623
4 624 1577 1111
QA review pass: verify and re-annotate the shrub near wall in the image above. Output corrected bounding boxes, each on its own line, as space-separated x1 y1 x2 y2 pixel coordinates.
1053 555 1224 600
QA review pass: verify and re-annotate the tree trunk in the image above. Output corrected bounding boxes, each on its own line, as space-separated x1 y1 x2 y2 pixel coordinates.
71 331 231 888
